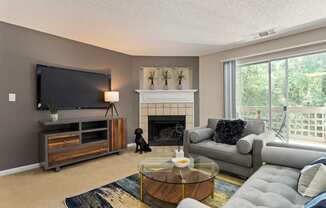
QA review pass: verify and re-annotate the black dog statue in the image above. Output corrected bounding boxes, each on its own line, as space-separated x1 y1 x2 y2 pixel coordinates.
134 128 151 154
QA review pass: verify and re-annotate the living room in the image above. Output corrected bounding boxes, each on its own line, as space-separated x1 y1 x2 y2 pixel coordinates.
0 1 325 208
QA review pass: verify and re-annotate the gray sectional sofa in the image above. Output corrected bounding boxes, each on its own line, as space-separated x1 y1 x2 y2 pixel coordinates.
183 118 267 177
177 142 326 208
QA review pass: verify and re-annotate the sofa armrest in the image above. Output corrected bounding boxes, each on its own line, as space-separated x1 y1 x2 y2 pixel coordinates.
252 131 276 171
262 142 326 169
177 198 210 208
183 126 210 156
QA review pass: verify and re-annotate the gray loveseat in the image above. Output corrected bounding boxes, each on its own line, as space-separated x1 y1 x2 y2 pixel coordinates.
183 118 266 177
177 142 326 208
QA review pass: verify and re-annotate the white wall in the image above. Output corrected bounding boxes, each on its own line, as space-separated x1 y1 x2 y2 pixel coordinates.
199 26 326 126
199 54 224 125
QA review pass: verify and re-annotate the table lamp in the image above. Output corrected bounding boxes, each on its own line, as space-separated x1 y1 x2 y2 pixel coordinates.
104 91 119 117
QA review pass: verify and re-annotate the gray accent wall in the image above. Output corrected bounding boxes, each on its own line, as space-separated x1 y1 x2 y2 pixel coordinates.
0 22 133 171
0 22 199 171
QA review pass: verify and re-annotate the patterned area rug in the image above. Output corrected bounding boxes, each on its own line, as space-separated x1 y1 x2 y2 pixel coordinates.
65 174 243 208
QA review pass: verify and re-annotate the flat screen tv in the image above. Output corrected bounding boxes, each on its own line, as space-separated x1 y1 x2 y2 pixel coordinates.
36 64 111 110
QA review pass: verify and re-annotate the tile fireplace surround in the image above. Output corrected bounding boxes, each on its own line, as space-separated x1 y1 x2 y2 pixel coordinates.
135 90 198 142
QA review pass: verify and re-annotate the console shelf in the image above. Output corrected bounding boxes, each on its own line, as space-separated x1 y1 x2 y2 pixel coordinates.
81 127 108 133
39 117 126 171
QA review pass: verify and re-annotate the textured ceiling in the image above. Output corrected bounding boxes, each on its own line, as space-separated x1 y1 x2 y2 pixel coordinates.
1 0 326 56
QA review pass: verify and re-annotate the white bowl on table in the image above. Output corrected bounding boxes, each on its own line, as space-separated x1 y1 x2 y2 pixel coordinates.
171 157 190 168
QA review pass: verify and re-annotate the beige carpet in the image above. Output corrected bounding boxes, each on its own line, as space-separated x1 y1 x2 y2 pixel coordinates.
0 146 175 208
0 146 244 208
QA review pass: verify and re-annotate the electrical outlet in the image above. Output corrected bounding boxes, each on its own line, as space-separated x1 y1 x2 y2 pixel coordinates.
9 93 16 102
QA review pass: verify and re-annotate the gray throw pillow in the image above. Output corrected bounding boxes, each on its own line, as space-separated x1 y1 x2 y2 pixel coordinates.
237 134 255 154
298 156 326 197
190 128 214 143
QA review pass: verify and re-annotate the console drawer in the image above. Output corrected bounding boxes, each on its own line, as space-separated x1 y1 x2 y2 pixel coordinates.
48 142 108 166
48 135 80 149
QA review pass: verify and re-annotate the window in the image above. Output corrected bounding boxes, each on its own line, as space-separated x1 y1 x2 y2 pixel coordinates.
236 62 269 121
236 51 326 146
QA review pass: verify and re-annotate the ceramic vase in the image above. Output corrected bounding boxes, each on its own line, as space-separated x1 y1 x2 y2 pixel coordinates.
50 113 59 121
163 79 168 90
175 148 184 158
256 111 261 120
177 80 183 90
149 80 155 90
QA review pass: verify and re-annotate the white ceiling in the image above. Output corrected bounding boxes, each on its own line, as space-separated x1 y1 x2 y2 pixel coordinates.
1 0 326 56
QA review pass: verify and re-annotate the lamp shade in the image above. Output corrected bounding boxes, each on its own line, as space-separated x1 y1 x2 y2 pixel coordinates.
104 91 119 102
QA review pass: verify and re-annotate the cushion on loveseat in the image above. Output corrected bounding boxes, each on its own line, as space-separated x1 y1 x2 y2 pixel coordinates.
207 118 219 130
237 134 255 154
189 140 252 167
215 119 247 145
207 119 265 136
242 119 265 137
223 165 310 208
189 128 215 143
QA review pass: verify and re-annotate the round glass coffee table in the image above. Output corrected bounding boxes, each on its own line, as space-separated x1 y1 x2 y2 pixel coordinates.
138 155 219 204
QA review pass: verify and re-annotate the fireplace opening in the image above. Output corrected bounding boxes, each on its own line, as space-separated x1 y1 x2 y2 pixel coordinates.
148 115 185 146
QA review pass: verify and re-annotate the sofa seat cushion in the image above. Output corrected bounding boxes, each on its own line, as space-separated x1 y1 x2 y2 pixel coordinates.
189 140 252 168
223 165 311 208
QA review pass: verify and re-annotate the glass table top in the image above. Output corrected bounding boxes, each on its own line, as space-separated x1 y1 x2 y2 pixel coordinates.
138 155 219 184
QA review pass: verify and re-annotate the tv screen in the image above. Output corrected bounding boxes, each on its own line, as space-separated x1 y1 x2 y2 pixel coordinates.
36 64 111 110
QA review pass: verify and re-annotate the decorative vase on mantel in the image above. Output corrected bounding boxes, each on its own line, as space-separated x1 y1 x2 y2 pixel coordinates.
148 71 156 90
149 80 155 90
177 80 183 90
163 79 169 90
162 70 170 90
176 70 185 90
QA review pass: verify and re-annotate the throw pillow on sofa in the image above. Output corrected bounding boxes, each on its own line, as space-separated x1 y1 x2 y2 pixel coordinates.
215 119 247 145
237 134 255 154
304 192 326 208
298 156 326 197
190 128 215 143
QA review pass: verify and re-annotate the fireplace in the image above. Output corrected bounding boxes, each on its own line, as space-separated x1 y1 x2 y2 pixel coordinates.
136 90 197 142
148 115 185 146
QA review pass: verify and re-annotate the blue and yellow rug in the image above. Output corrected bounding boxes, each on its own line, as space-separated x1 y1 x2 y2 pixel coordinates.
65 174 243 208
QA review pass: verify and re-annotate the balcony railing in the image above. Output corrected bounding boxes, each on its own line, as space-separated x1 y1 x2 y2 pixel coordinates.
238 106 326 144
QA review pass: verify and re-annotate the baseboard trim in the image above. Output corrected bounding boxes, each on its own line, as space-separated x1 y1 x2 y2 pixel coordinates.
0 163 40 176
1 145 135 176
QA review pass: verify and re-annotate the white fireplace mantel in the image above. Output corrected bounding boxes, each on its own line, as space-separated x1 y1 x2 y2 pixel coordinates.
135 89 198 141
135 89 198 103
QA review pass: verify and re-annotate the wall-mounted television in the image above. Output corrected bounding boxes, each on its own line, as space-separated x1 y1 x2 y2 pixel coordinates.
36 64 111 110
